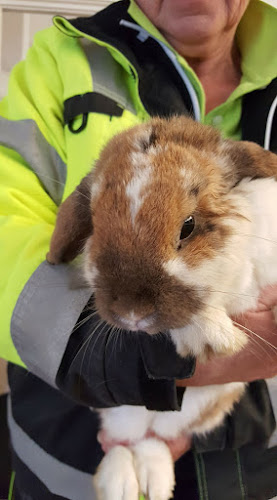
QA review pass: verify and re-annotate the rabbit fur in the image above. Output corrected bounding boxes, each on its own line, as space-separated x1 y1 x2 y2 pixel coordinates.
47 116 277 500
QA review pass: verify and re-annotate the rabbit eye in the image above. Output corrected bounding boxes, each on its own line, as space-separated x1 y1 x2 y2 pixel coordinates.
180 215 195 241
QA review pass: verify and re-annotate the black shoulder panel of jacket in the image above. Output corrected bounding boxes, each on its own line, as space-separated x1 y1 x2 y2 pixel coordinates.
56 302 195 411
67 1 195 119
241 77 277 152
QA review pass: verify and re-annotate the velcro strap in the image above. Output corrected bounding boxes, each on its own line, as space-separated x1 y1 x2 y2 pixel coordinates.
64 92 124 124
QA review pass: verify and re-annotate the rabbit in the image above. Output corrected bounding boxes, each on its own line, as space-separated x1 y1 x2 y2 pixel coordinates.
47 116 277 500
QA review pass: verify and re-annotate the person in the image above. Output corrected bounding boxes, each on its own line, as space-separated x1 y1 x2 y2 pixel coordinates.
0 0 276 498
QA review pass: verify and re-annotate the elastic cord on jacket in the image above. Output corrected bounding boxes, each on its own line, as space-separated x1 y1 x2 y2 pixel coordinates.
119 19 201 122
264 94 277 150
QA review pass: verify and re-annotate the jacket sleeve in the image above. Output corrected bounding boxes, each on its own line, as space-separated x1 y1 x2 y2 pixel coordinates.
56 302 195 410
0 28 196 409
0 27 71 374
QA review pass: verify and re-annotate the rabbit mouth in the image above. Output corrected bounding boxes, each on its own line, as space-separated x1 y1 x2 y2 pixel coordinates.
108 310 161 334
89 252 208 334
94 292 204 335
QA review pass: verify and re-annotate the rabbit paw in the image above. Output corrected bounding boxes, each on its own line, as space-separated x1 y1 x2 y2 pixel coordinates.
133 438 175 500
172 308 248 360
93 445 139 500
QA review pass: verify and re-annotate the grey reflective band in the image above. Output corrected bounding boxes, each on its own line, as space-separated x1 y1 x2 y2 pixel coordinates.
80 38 136 115
0 117 66 205
11 261 92 387
7 397 97 500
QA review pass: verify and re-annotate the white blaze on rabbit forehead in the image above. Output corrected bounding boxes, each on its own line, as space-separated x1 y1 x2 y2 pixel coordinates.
126 151 153 225
126 132 179 226
179 168 196 187
83 239 99 286
179 149 204 189
90 174 103 201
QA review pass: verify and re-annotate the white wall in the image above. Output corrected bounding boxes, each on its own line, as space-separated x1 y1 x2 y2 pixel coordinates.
0 0 113 97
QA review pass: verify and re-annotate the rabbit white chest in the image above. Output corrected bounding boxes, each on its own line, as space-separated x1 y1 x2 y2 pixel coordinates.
47 117 277 500
95 177 277 500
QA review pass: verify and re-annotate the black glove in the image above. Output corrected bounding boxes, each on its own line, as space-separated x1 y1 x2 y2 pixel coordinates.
56 300 195 411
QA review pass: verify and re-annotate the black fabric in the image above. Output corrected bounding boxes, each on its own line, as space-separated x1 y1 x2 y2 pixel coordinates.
69 1 195 119
193 418 228 453
11 441 277 500
196 445 277 500
11 443 277 500
241 77 277 152
8 364 103 474
193 381 276 454
174 451 199 500
11 447 199 500
12 452 68 500
0 394 11 499
57 304 195 412
194 449 245 500
139 334 195 380
64 92 124 130
240 445 277 500
226 380 276 449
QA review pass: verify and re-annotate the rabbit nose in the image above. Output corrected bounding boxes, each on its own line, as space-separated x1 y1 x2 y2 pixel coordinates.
111 311 157 332
136 313 157 331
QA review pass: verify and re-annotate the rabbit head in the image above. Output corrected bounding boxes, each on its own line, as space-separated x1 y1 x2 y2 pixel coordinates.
47 116 277 356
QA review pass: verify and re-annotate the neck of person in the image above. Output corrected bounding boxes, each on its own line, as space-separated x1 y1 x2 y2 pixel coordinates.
163 31 242 114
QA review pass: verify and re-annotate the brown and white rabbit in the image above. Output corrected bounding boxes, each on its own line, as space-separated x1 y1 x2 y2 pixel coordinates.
47 116 277 500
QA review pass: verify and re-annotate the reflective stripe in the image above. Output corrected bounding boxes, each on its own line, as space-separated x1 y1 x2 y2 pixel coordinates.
80 39 136 115
11 261 92 387
267 378 277 447
0 117 66 205
7 397 97 500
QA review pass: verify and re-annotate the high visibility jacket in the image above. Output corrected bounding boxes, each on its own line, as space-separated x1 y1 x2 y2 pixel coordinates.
0 0 277 384
1 0 277 498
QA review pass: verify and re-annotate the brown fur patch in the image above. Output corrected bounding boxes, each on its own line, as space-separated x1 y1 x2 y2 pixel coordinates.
149 116 222 152
199 343 237 363
190 186 200 197
188 385 244 433
47 172 94 264
48 116 277 338
221 140 277 187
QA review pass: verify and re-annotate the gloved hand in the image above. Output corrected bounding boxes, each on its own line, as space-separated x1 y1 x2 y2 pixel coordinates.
56 299 195 411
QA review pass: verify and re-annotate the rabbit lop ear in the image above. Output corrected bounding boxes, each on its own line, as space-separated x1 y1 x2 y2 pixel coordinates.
47 173 93 265
220 140 277 188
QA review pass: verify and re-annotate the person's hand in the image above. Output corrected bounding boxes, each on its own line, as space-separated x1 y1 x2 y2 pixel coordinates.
98 429 191 462
159 433 191 461
177 285 277 388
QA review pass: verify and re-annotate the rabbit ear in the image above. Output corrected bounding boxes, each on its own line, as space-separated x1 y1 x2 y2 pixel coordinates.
220 140 277 188
47 172 93 265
